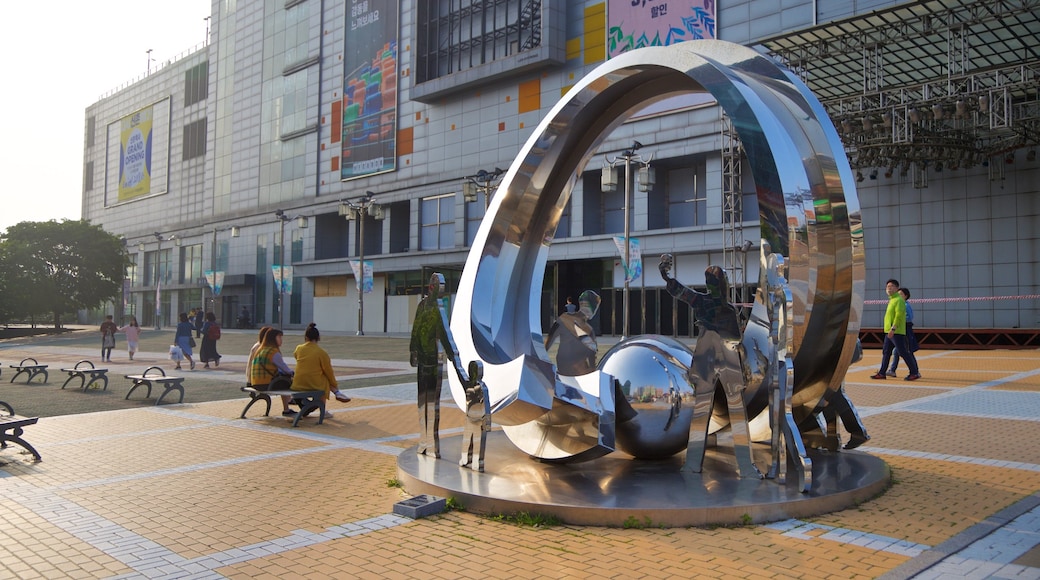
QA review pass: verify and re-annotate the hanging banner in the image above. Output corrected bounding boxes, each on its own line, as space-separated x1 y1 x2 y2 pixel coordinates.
349 260 374 293
204 270 226 296
118 105 154 201
613 236 643 283
271 265 295 294
340 0 399 180
608 0 716 57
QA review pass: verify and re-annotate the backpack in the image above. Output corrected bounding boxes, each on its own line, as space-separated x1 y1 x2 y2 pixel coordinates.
207 323 221 341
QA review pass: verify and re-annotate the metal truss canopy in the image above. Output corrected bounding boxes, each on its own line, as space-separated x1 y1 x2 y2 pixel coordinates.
758 0 1040 175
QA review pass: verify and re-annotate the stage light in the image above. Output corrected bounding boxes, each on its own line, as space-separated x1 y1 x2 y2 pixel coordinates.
868 169 878 180
955 99 967 117
1027 150 1037 162
931 103 944 120
909 107 921 123
978 95 988 112
856 171 864 182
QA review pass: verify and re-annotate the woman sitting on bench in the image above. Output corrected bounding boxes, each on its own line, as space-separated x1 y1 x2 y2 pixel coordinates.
249 328 296 416
291 324 351 417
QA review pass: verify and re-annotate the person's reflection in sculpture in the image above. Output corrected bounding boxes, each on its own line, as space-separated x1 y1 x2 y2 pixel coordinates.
660 254 762 479
410 273 477 459
544 290 601 376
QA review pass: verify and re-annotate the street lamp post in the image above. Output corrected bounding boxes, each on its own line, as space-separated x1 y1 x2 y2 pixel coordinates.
338 192 383 336
462 167 504 210
603 141 654 339
275 210 308 329
205 225 240 318
140 232 177 330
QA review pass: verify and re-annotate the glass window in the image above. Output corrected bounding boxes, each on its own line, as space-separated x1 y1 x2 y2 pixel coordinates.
421 194 455 250
417 0 543 83
668 167 706 227
290 276 302 324
181 243 204 285
255 235 268 325
183 61 209 107
465 195 487 245
183 118 208 160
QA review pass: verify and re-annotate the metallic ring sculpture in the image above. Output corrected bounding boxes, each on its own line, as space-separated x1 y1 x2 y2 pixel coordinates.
448 40 864 462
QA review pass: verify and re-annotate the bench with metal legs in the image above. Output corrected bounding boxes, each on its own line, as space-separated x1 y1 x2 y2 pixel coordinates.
125 366 186 405
60 360 110 391
9 358 48 384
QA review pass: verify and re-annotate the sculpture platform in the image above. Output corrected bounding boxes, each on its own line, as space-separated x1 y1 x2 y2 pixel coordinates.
397 431 889 528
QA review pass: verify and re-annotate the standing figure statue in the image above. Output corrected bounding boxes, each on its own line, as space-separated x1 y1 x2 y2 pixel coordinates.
410 272 478 459
544 290 601 376
659 254 762 479
459 360 490 471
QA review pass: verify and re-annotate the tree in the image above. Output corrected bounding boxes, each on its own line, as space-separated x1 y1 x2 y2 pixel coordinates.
1 220 130 328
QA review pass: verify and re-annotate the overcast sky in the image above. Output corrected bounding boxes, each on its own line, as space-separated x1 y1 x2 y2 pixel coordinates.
0 0 211 234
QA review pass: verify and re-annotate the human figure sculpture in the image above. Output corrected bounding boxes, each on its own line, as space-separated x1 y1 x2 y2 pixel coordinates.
758 248 812 491
410 272 476 458
459 360 490 471
544 290 601 376
659 254 762 479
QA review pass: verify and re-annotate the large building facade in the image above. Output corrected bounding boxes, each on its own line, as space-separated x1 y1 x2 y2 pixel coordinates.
82 0 1039 336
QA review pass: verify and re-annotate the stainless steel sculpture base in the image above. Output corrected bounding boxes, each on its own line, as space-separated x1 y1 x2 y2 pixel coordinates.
397 432 889 527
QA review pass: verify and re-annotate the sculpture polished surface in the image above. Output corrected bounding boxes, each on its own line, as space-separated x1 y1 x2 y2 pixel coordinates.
446 39 864 463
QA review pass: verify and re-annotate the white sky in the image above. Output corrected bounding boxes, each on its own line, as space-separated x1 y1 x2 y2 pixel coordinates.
0 0 212 234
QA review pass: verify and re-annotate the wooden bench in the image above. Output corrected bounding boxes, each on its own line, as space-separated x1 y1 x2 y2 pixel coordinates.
60 360 110 391
125 366 185 405
0 403 41 462
9 358 48 384
240 386 327 427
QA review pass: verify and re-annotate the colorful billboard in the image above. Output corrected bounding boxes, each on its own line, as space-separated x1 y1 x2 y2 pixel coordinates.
118 105 153 201
105 97 169 205
608 0 716 58
340 0 399 180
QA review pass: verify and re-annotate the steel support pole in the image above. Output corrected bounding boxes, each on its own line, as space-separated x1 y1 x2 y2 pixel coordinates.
357 208 365 336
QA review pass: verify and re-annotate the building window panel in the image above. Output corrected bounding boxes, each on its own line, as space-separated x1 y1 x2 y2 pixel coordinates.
421 194 455 250
417 0 543 83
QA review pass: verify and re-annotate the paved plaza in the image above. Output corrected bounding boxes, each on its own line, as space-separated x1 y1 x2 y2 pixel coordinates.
0 328 1038 579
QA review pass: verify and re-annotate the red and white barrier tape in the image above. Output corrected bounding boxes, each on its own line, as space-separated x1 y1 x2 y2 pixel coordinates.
863 294 1040 306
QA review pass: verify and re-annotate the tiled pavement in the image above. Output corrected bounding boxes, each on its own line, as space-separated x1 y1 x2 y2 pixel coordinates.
0 334 1038 579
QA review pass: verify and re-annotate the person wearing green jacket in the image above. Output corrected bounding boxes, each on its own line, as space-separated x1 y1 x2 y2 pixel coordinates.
872 278 921 381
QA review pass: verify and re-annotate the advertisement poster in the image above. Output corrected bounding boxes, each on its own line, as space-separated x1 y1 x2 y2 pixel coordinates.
613 236 643 283
271 265 294 294
204 270 226 296
118 105 153 201
349 260 374 293
608 0 716 57
341 0 399 180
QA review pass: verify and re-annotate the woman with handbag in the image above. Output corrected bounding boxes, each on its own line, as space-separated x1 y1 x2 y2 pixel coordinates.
292 324 350 417
249 328 296 416
174 313 197 370
200 312 222 369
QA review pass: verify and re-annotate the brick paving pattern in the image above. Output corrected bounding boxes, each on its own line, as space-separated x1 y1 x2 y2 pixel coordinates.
1 328 1038 578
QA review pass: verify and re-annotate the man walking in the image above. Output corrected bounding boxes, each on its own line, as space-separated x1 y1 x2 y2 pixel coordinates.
872 278 921 381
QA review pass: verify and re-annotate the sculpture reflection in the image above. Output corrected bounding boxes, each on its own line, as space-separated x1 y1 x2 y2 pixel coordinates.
544 290 601 376
659 254 761 479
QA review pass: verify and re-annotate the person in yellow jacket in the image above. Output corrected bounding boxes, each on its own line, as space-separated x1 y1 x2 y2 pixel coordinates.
871 278 921 381
292 323 351 416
